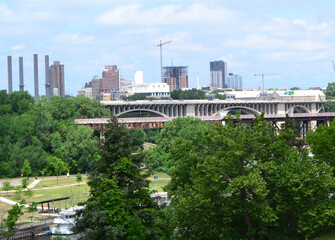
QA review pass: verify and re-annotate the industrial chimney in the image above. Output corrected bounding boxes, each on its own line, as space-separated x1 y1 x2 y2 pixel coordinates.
45 55 50 100
33 54 39 102
7 56 12 94
19 57 24 91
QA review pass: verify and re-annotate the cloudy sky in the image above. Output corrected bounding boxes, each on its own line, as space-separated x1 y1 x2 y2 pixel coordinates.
1 0 335 95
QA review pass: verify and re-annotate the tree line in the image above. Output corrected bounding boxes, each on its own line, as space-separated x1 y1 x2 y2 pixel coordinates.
72 114 335 240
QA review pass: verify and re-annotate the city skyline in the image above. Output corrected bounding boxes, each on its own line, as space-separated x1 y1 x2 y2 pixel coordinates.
0 0 335 96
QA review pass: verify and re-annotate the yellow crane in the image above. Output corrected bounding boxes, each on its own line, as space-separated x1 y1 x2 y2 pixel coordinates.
254 71 281 90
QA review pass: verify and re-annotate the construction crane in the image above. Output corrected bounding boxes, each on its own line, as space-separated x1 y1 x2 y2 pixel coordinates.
157 40 172 83
254 71 281 90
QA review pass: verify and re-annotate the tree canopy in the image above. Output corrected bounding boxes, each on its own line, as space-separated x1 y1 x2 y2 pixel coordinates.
74 117 160 239
0 92 109 177
164 115 335 239
171 89 206 100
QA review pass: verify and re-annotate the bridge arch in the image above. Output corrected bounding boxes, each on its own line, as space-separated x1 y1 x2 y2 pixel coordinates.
286 105 310 114
212 106 260 116
116 108 169 118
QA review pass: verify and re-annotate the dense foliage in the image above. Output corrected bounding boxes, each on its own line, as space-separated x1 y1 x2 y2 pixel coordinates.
0 91 110 177
144 117 211 174
74 117 161 239
164 115 335 239
171 89 206 100
324 82 335 99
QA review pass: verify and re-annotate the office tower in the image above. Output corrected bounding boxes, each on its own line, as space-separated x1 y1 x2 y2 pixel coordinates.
100 65 119 93
162 66 188 92
210 60 227 88
50 61 65 97
34 54 39 102
7 56 12 94
19 57 24 91
45 55 50 100
228 73 243 89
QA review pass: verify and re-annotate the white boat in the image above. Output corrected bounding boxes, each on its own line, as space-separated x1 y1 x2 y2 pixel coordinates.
50 206 83 235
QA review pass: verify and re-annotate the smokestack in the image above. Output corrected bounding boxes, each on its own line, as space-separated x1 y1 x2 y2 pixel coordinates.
45 55 50 100
19 57 24 91
34 54 39 102
7 56 12 94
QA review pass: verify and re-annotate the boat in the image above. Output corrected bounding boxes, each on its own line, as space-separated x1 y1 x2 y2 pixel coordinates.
50 206 83 235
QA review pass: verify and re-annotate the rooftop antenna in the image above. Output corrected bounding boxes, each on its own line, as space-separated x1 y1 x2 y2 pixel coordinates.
157 40 172 83
254 71 282 91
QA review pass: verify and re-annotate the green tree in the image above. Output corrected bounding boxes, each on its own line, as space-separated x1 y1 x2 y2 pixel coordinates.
76 173 83 185
3 201 25 237
73 117 159 239
165 114 335 239
21 178 28 189
1 181 12 196
324 82 335 99
144 117 211 173
124 93 147 101
47 156 68 185
290 86 301 90
26 201 38 221
21 159 32 177
307 121 335 168
171 88 206 100
323 101 335 112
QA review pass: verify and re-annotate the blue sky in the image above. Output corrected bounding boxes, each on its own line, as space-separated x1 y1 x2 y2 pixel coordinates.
0 0 335 96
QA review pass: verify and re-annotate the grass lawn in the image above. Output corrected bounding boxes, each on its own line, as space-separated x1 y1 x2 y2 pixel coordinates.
33 176 88 189
5 184 90 208
148 172 170 192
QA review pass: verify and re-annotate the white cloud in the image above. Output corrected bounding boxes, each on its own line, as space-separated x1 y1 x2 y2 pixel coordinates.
95 4 237 26
10 44 26 51
55 34 95 45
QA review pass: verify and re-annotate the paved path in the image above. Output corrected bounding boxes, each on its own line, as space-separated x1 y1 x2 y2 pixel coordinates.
27 180 41 189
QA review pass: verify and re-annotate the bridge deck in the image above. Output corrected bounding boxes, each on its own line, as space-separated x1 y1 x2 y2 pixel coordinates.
74 112 335 125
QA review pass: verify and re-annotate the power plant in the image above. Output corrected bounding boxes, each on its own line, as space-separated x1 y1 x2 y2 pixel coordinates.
6 54 64 101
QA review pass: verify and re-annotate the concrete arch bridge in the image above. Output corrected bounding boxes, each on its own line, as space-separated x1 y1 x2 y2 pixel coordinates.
102 99 323 118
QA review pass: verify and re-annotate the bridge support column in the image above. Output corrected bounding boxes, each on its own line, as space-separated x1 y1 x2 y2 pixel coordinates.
186 104 195 117
277 103 286 114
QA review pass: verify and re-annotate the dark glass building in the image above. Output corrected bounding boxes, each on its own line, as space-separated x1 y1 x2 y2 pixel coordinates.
210 60 227 88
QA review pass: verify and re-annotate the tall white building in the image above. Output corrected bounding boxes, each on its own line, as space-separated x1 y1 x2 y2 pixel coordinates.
228 73 243 89
134 71 143 85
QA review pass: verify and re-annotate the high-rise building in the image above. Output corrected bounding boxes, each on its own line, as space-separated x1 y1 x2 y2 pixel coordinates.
228 73 243 89
162 66 188 92
210 60 227 88
100 65 119 96
50 61 65 97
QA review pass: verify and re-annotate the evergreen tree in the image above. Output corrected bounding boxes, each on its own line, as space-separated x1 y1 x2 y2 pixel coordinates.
74 117 159 239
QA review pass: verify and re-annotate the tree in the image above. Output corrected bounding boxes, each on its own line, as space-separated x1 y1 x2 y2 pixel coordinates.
21 178 28 189
290 87 301 90
171 89 206 100
21 159 32 177
323 101 335 112
165 114 335 239
26 202 38 222
3 201 25 237
124 93 147 101
73 117 160 239
1 181 12 196
307 121 335 168
47 156 68 185
76 173 82 185
324 82 335 99
144 117 211 174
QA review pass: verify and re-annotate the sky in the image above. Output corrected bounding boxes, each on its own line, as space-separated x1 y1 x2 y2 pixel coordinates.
0 0 335 96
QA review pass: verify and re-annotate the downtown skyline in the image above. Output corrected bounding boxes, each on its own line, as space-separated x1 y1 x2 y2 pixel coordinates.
0 0 335 96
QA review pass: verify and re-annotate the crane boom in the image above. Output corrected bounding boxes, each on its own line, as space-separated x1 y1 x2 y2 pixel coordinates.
254 71 281 90
157 40 172 83
332 60 335 72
